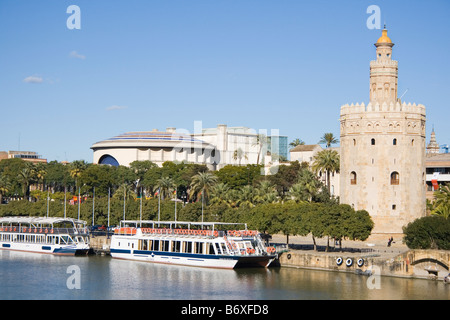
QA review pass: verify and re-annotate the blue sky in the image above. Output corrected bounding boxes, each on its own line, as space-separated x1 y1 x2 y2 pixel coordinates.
0 0 449 162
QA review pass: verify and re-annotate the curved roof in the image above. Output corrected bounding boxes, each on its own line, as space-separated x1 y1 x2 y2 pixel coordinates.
91 130 215 150
376 28 392 44
0 216 86 225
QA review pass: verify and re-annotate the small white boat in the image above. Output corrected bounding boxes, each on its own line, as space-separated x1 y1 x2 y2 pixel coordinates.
0 216 90 255
110 220 277 269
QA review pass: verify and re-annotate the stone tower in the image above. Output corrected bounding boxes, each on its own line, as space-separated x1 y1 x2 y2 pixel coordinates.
426 127 440 154
339 27 426 236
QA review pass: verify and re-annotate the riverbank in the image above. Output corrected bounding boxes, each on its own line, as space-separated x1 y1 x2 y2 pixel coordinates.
272 234 450 281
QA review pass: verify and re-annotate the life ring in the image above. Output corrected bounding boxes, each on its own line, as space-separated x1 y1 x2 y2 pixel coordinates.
357 258 364 267
336 257 343 266
345 258 353 267
287 253 292 260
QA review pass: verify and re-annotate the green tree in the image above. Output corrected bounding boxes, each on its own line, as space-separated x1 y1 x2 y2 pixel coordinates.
69 160 88 191
318 132 339 148
232 148 248 166
0 173 11 204
18 166 35 200
403 215 450 250
312 149 340 195
289 138 305 148
189 172 218 203
156 176 176 200
431 184 450 219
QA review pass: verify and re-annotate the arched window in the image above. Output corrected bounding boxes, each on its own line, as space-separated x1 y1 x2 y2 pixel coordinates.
350 171 357 185
393 138 397 145
98 155 119 166
371 138 376 145
390 171 399 185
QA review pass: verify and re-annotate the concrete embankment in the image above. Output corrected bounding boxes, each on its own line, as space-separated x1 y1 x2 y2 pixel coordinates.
273 235 450 281
89 236 111 255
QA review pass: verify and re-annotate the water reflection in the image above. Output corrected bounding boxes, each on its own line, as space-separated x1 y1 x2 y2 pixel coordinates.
1 251 449 300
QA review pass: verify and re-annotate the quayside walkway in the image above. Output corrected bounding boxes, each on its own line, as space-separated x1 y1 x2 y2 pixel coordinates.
271 234 450 281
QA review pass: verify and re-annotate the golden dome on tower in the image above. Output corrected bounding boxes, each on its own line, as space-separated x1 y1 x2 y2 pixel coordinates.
376 28 392 44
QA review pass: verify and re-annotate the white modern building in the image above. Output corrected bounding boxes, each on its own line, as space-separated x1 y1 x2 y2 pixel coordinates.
91 124 288 171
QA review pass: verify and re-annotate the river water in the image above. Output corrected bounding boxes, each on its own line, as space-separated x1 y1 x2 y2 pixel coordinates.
1 250 449 301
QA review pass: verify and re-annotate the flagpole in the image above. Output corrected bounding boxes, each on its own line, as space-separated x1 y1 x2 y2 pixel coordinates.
174 189 177 222
64 186 67 219
158 187 161 224
140 187 143 225
107 187 110 228
201 190 204 225
92 187 95 226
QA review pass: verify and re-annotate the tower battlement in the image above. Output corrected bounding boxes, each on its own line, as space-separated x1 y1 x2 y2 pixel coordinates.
340 101 426 116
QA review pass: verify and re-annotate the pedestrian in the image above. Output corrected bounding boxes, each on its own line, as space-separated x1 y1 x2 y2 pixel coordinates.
387 236 393 247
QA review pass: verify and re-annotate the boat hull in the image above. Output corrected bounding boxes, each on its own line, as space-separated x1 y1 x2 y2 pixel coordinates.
110 249 275 269
0 242 89 256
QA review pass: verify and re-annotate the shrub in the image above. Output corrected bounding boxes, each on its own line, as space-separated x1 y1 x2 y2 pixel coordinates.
403 215 450 250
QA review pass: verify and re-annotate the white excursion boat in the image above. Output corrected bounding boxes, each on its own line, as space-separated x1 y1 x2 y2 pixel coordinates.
110 220 278 269
0 216 90 255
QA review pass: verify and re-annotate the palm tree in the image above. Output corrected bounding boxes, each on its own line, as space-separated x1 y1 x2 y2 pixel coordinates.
318 133 339 148
289 169 322 203
288 183 307 203
237 185 256 208
189 172 218 202
113 183 137 200
35 164 47 191
431 184 450 219
312 149 340 194
289 138 305 148
69 160 88 190
156 176 176 200
209 182 231 206
253 134 268 165
18 167 35 200
0 173 11 204
232 148 248 166
254 180 279 204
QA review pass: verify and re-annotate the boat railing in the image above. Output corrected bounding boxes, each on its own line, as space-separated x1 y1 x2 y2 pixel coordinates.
133 227 260 238
0 226 89 235
139 228 220 237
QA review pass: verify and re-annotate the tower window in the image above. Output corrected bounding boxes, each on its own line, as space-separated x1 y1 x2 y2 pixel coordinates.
371 138 376 145
390 171 399 185
393 138 397 145
350 171 357 185
392 204 396 210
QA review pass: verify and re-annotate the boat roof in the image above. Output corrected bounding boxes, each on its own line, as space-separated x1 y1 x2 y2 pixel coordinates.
0 216 86 225
120 220 248 229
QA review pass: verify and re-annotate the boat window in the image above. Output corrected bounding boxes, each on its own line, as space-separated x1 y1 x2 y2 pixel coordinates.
186 241 192 253
173 241 181 253
195 242 203 254
163 240 170 252
152 240 160 251
215 243 222 254
209 243 215 255
220 242 228 254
